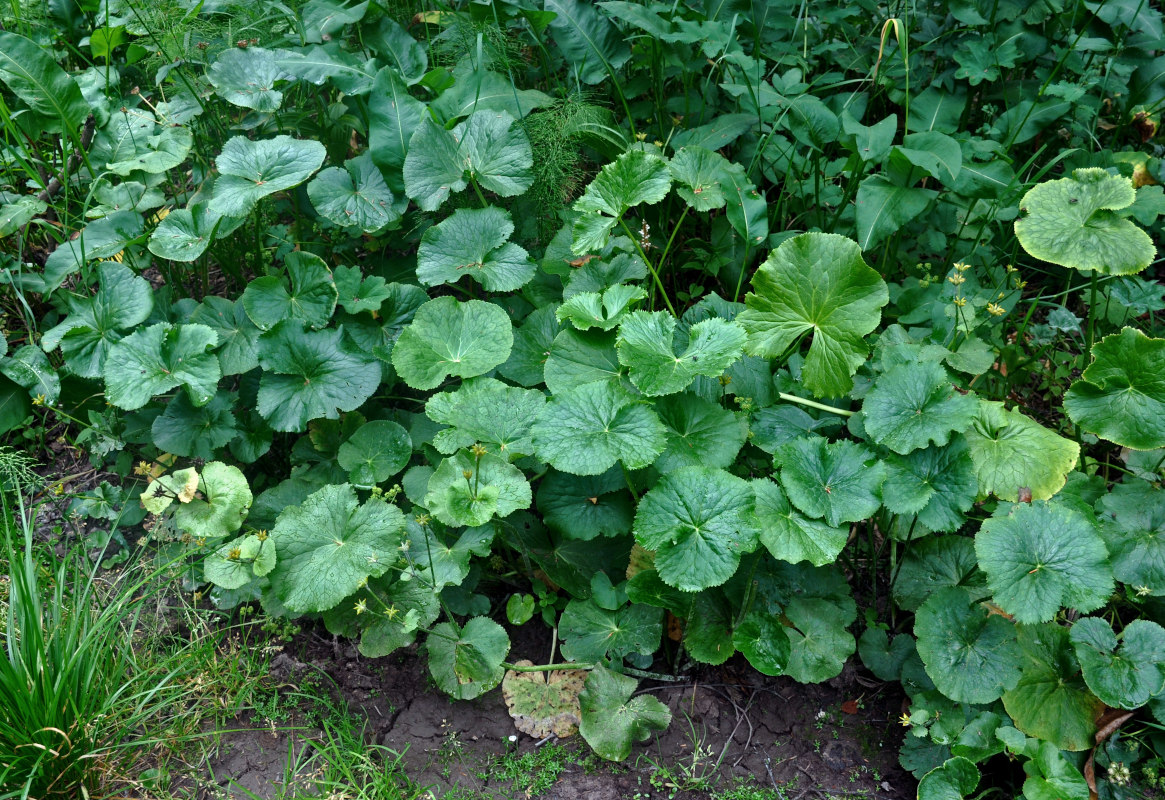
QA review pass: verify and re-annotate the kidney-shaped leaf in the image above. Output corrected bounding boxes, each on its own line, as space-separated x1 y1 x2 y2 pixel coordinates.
862 361 978 454
209 135 326 218
242 251 338 331
308 153 400 233
579 665 671 761
963 400 1079 502
1070 617 1165 710
1064 327 1165 450
572 150 671 253
207 47 289 112
1097 481 1165 596
776 437 885 527
427 616 510 701
416 206 534 292
337 420 411 486
558 598 662 664
426 377 545 458
104 323 220 410
917 757 979 800
173 462 253 541
391 297 513 391
752 478 848 567
616 311 746 396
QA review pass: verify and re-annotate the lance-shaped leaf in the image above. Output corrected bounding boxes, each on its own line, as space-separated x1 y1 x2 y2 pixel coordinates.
546 0 632 85
543 328 622 395
308 153 399 233
209 135 326 218
1070 617 1165 710
403 111 533 211
424 449 531 527
391 297 513 391
862 361 978 454
173 462 252 540
616 311 746 396
1 346 59 405
256 322 381 432
368 66 426 169
206 47 289 111
427 617 510 701
881 439 978 533
963 401 1079 502
532 381 666 476
536 467 635 541
151 391 237 459
783 597 856 683
572 150 671 253
668 146 730 211
738 233 888 397
1015 168 1154 276
189 296 259 376
654 393 747 473
633 466 758 592
917 758 979 800
502 661 585 738
268 484 404 613
776 437 885 527
337 420 411 485
558 598 662 663
242 251 337 331
204 533 276 590
149 204 228 262
557 285 647 331
1098 481 1165 596
1001 623 1101 752
0 31 87 134
416 206 534 292
915 587 1022 704
579 665 670 761
752 478 848 567
104 323 220 409
893 535 987 613
975 501 1113 624
1064 327 1165 450
425 377 544 458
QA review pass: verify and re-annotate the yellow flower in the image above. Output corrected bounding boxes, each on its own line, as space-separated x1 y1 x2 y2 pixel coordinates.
1005 264 1017 273
471 443 487 458
227 547 242 560
953 296 967 308
462 469 474 480
899 713 912 727
354 599 367 615
31 394 45 406
256 529 269 542
654 140 664 148
987 303 1005 316
947 274 966 286
954 261 971 272
635 132 647 141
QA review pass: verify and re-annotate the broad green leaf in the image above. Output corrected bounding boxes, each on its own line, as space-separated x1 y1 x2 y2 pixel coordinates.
403 111 533 211
173 462 253 541
917 758 979 800
563 253 648 298
889 131 963 185
752 478 848 567
963 401 1079 501
557 285 647 331
857 628 915 681
915 588 1022 704
427 617 510 701
268 484 403 612
102 118 193 177
337 420 411 485
1001 624 1101 752
401 521 493 590
572 150 671 253
1097 481 1165 595
862 362 978 454
839 112 897 163
0 380 29 434
633 466 758 591
149 204 227 262
498 304 563 387
739 233 888 397
976 501 1113 623
0 31 87 133
416 206 534 292
559 598 662 663
242 251 337 331
536 467 634 541
0 196 46 236
881 439 978 533
908 87 967 135
543 328 622 395
323 574 439 658
141 468 199 515
429 61 553 121
209 135 326 218
854 176 937 250
545 0 632 85
274 44 376 92
532 381 666 475
207 47 288 111
578 665 670 761
776 438 885 527
1064 327 1165 450
0 345 59 405
367 66 426 169
391 297 513 391
308 153 399 233
332 265 395 315
733 611 791 676
1015 168 1155 275
204 533 276 590
616 311 746 396
720 161 769 247
424 450 531 527
893 535 987 613
189 296 260 376
668 146 730 211
365 16 427 84
501 661 585 738
104 323 220 410
43 210 144 291
781 94 839 150
256 322 381 432
151 391 236 459
654 393 747 472
683 590 734 665
1070 617 1165 709
1018 741 1090 800
425 377 544 458
783 597 856 683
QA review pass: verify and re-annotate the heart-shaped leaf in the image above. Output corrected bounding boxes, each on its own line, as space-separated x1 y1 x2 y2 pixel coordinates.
427 616 510 701
776 437 885 527
862 361 978 454
391 297 513 391
148 204 229 262
536 467 634 541
1064 327 1165 450
572 150 672 253
416 206 534 292
173 462 253 541
752 478 848 567
209 135 326 217
917 758 979 800
308 153 400 233
1070 617 1165 709
616 311 746 396
578 665 670 761
337 420 412 486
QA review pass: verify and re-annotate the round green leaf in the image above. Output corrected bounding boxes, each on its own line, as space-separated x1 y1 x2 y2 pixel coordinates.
324 575 441 658
337 420 412 485
417 206 535 292
881 439 978 533
917 757 979 800
427 617 510 701
148 204 225 262
558 598 663 663
893 535 987 613
632 466 758 592
1015 168 1155 276
578 664 671 761
862 361 978 454
976 501 1113 624
1070 617 1165 709
654 393 747 473
207 47 288 111
104 322 221 410
425 376 545 458
424 450 531 527
173 462 253 541
783 597 856 683
669 146 730 211
268 484 405 613
616 311 746 397
241 251 338 331
532 381 666 476
151 391 237 459
391 297 513 391
189 296 260 376
752 478 848 567
738 233 888 397
209 135 326 218
256 322 381 432
1097 480 1165 595
536 467 635 541
308 153 399 233
733 611 792 676
1064 327 1165 450
963 400 1079 502
543 328 622 395
776 437 885 527
915 588 1022 704
204 533 276 590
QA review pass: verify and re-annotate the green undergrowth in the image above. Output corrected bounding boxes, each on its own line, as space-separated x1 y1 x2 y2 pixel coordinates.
2 0 1165 798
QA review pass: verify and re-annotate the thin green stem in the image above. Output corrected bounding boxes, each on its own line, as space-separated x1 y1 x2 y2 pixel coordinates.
777 392 853 417
618 218 677 316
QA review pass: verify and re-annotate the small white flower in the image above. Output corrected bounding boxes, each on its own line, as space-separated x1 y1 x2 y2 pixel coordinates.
507 735 517 743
